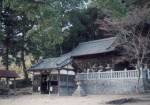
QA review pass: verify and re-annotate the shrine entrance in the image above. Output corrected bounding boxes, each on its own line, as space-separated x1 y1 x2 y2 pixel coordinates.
40 73 59 94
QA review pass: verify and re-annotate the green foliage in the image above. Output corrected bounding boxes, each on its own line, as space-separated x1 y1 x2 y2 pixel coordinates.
0 0 86 60
61 7 107 53
1 0 148 71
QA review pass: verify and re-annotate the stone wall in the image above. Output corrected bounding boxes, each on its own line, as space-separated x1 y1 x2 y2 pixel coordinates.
80 78 144 95
59 85 76 96
59 81 76 95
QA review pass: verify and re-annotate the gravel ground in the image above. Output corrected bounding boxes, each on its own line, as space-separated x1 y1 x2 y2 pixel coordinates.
0 94 150 105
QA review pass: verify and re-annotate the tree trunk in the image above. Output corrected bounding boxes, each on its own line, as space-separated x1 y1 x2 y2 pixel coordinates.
21 50 28 79
136 60 142 93
21 33 28 79
6 45 9 71
5 43 9 88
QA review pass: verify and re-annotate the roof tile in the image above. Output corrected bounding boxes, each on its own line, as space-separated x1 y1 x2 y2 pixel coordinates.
71 37 117 56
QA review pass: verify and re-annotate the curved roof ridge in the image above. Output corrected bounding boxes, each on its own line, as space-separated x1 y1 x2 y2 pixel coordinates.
79 37 117 45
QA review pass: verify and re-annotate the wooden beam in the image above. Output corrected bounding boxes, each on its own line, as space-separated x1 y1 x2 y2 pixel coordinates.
61 67 74 71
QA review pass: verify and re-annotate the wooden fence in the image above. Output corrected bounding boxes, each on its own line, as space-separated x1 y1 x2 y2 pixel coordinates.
77 69 150 80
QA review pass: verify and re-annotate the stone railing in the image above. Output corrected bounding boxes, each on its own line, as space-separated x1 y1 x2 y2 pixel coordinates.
77 69 147 80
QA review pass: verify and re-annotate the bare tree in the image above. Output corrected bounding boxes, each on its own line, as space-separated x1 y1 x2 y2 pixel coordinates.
115 6 150 70
119 26 150 91
121 27 150 66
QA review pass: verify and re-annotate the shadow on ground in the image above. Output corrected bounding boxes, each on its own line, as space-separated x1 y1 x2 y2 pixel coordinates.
105 98 150 105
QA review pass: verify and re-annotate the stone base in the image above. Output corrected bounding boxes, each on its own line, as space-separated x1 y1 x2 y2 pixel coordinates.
73 85 86 96
80 78 144 95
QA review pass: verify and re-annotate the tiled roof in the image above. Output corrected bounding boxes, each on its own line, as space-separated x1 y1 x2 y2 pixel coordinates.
29 53 72 71
0 70 19 78
29 37 117 71
71 37 117 57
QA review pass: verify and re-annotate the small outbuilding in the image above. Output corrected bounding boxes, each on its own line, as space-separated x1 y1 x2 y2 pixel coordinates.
28 53 76 96
0 70 19 95
0 70 19 78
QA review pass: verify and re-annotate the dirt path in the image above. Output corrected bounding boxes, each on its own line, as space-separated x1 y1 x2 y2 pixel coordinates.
0 94 150 105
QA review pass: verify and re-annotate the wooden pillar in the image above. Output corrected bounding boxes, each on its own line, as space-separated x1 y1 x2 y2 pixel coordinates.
7 78 10 96
14 78 16 95
48 71 51 95
40 72 42 94
58 69 60 96
67 70 69 95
